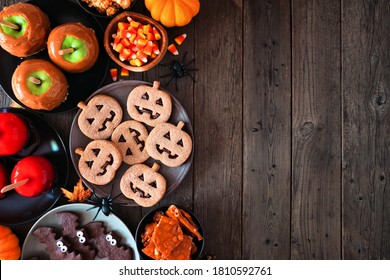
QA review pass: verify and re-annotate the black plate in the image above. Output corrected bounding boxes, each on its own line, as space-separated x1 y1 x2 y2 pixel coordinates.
76 0 138 18
0 0 109 114
69 80 194 206
0 108 69 225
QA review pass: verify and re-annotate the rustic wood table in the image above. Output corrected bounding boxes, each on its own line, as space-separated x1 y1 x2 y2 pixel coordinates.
1 0 389 260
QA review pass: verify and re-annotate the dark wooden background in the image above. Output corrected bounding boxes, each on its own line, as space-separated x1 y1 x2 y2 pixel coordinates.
1 0 390 260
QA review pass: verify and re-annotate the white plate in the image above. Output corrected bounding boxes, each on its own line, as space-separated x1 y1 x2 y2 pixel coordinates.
21 203 140 260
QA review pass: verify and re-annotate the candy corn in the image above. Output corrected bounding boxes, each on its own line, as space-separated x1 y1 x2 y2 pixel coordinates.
111 18 162 68
121 67 129 77
174 34 187 45
168 43 179 55
110 68 118 81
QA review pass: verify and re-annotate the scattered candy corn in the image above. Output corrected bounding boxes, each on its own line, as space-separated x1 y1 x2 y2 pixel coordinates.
168 43 179 55
174 34 187 45
111 17 162 68
110 68 118 81
121 67 129 77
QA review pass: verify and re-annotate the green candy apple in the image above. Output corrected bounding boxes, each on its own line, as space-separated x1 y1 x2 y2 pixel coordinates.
0 15 27 38
27 71 52 96
61 35 87 63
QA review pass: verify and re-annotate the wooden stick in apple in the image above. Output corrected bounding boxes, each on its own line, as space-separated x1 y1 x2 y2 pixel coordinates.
28 76 42 85
0 19 19 30
0 179 29 193
58 48 74 56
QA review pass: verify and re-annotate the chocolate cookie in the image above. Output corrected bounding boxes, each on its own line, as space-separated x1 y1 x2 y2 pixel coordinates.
127 81 172 127
120 163 166 207
84 222 133 260
75 140 122 185
111 120 149 165
145 121 192 167
78 95 123 140
33 227 83 260
55 212 96 260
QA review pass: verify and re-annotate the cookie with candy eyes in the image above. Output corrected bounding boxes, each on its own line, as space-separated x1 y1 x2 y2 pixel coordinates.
84 221 133 260
32 227 83 260
55 212 96 260
127 81 172 127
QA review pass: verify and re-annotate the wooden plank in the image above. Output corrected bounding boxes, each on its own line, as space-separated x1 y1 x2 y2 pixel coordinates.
193 0 243 259
291 0 341 259
242 0 291 259
342 0 390 259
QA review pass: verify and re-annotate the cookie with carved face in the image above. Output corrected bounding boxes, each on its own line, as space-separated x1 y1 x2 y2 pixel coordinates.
127 81 172 127
75 140 122 185
146 121 192 167
120 163 166 207
111 120 149 165
77 95 123 140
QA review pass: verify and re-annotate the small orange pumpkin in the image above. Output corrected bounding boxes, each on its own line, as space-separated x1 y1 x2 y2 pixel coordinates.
145 0 200 27
0 225 21 260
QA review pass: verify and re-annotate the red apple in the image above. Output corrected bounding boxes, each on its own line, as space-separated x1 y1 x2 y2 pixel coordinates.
0 163 8 199
0 112 29 156
11 155 55 197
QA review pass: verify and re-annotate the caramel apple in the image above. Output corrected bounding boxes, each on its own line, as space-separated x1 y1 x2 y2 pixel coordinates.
0 3 50 57
12 59 68 111
47 22 99 73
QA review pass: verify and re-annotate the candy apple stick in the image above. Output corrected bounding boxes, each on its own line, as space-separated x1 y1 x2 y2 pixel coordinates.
0 19 19 30
58 48 74 55
1 179 29 193
28 76 42 85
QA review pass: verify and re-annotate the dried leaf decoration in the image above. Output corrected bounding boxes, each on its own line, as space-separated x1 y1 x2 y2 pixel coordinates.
61 179 92 202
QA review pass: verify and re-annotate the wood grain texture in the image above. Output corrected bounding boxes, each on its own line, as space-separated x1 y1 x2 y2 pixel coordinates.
193 0 243 259
342 0 390 259
291 0 341 259
242 0 291 259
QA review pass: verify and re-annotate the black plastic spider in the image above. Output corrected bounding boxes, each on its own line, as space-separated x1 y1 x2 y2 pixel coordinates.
159 51 197 91
86 185 123 220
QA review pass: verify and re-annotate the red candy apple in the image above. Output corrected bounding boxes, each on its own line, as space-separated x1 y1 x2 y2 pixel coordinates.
0 163 8 199
0 112 29 156
11 155 55 197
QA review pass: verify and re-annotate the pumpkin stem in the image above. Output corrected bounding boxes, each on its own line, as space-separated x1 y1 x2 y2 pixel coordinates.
151 163 160 172
153 80 160 89
177 121 185 130
77 101 88 110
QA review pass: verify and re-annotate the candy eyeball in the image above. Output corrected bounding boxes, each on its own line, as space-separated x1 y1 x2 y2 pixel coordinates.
76 231 86 243
105 234 117 246
56 240 68 252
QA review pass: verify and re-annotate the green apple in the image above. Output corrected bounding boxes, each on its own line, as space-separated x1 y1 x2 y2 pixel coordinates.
0 16 27 38
61 35 87 63
27 71 52 96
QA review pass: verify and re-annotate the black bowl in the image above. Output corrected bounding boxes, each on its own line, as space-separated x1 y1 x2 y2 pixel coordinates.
135 205 204 260
76 0 138 18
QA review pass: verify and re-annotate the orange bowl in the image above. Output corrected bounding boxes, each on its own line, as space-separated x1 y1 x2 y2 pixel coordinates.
104 12 168 72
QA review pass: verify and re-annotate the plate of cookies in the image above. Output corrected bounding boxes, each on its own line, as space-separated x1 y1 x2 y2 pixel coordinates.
0 0 109 113
69 80 193 207
21 203 140 260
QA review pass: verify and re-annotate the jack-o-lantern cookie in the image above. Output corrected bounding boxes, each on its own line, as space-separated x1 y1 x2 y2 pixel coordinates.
127 81 172 127
111 120 149 165
146 121 192 167
78 95 123 140
120 163 166 207
75 140 122 185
